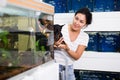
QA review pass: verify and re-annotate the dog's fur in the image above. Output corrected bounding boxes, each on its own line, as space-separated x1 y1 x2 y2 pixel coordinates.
54 24 65 44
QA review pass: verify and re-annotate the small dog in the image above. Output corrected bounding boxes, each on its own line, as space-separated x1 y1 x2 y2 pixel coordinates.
54 24 65 44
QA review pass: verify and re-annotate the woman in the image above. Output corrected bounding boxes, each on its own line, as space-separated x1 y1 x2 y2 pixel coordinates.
54 8 92 80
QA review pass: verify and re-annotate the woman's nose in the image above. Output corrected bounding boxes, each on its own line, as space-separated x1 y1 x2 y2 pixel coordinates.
75 20 79 25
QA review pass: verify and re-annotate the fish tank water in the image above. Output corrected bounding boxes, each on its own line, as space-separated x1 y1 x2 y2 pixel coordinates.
0 4 54 79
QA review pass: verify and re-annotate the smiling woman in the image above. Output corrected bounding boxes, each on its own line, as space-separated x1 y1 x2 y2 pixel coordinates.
54 7 92 80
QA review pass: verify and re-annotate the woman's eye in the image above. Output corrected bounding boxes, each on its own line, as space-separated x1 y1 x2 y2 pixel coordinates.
75 16 85 24
75 17 78 20
80 20 84 23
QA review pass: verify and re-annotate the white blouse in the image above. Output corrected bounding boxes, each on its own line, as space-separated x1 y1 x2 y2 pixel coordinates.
54 24 89 65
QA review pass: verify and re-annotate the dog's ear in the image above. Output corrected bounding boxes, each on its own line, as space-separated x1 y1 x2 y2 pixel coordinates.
53 24 64 32
61 24 65 27
53 24 64 27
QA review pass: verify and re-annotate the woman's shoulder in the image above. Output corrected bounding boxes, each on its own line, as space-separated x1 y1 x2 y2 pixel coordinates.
80 30 89 39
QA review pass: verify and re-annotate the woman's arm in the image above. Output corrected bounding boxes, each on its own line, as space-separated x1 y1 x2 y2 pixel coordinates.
55 37 86 60
58 43 86 60
66 45 86 60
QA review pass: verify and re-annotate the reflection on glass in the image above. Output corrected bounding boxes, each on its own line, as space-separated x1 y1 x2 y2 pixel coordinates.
0 5 54 79
36 12 54 58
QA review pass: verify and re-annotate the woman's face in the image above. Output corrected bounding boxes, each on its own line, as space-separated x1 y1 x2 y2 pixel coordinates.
72 13 86 31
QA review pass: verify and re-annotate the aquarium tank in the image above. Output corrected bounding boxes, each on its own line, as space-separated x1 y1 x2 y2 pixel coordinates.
0 3 54 80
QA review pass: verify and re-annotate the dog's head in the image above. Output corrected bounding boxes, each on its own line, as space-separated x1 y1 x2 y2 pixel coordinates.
54 24 65 44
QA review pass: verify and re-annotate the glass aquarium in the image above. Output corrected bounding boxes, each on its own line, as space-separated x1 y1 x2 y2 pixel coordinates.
0 4 54 80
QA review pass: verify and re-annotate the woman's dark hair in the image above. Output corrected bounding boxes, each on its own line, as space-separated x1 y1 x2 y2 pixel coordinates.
75 8 92 25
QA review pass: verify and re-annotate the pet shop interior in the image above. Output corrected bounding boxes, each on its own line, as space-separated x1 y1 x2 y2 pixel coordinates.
0 0 120 80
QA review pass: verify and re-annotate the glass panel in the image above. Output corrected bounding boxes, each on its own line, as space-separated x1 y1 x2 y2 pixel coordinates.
0 5 35 17
0 5 54 79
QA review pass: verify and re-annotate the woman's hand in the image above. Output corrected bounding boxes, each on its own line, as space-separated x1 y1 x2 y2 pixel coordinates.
54 37 70 51
57 43 70 51
54 37 64 47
